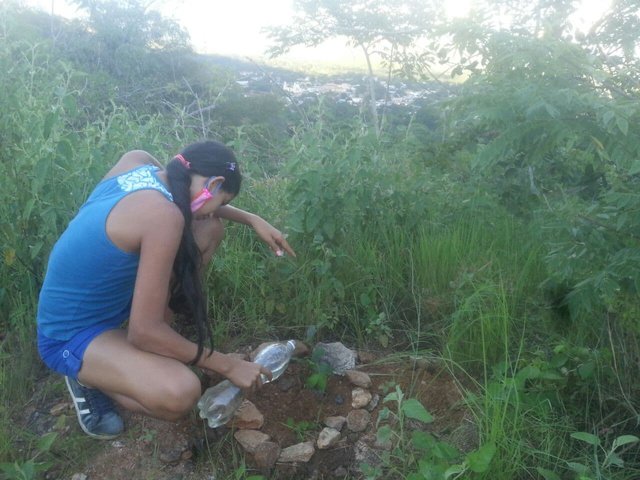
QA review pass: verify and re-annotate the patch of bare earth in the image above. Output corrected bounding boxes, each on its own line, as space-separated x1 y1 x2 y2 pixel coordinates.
26 350 476 480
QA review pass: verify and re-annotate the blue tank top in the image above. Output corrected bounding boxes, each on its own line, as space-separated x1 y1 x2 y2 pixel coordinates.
37 164 174 341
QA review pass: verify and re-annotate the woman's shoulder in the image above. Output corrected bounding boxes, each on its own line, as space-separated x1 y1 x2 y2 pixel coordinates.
109 189 184 250
103 150 164 181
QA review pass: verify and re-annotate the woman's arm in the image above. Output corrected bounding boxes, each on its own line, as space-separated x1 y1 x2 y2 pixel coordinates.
215 205 296 257
215 205 258 225
124 197 268 388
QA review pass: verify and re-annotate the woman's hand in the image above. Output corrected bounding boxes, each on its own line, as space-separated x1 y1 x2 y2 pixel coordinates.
251 216 297 257
226 358 273 391
202 355 273 391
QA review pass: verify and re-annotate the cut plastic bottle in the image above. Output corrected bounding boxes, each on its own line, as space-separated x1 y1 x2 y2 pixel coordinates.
197 340 297 428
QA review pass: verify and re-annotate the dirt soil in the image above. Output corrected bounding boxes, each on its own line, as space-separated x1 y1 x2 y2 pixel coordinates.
23 350 476 480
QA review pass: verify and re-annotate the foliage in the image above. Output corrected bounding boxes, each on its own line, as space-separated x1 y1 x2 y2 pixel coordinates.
0 432 57 480
2 0 640 478
283 418 318 442
363 384 497 479
440 0 640 326
303 347 332 393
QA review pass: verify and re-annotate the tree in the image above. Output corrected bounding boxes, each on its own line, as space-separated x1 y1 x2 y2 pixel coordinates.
440 0 640 318
266 0 444 137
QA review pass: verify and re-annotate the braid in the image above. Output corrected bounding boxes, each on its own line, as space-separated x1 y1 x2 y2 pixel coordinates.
165 160 211 365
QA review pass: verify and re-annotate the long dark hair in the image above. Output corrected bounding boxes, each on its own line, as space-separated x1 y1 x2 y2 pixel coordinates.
165 140 242 364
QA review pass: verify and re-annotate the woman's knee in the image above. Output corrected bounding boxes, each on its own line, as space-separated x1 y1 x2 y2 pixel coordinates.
194 216 225 259
151 370 202 420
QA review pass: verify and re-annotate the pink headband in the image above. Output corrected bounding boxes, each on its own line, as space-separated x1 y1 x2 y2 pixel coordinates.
175 154 190 169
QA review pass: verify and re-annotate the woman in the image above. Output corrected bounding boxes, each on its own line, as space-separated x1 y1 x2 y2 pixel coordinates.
36 140 295 439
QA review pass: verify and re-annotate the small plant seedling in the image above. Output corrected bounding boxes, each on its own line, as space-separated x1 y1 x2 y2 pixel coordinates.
305 346 333 393
283 418 317 442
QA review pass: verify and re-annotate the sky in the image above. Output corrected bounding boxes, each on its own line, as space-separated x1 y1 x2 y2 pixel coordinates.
23 0 612 67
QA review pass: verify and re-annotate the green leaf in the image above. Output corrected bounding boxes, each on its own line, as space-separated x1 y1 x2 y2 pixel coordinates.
401 399 433 423
43 112 57 140
383 391 399 403
411 431 434 451
37 432 57 453
571 432 600 446
376 425 392 444
616 116 629 136
566 462 590 474
63 95 77 116
466 442 496 473
536 467 561 480
549 353 568 368
444 464 466 479
433 440 461 461
602 109 615 126
23 198 36 222
376 407 390 424
577 361 595 380
539 370 565 381
629 160 640 176
56 139 74 160
30 241 44 260
612 435 639 450
604 452 624 468
0 463 19 475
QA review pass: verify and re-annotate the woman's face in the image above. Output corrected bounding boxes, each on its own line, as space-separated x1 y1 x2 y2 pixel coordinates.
190 175 234 215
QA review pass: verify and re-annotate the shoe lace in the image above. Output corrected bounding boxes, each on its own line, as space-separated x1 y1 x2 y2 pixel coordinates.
83 386 115 416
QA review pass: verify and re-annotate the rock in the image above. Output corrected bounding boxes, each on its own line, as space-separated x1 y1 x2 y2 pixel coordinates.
316 427 341 449
277 376 296 392
318 427 340 447
357 350 377 364
351 388 373 409
254 441 281 470
232 400 264 429
234 430 270 454
160 448 183 464
354 439 382 469
333 466 348 477
293 341 310 357
278 441 315 463
313 342 356 375
44 469 61 480
49 402 70 416
346 409 370 433
71 474 87 480
324 415 346 431
443 414 479 454
410 355 442 373
367 393 380 411
345 370 372 388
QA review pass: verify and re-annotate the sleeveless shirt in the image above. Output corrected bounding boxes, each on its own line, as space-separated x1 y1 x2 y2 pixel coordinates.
37 164 173 340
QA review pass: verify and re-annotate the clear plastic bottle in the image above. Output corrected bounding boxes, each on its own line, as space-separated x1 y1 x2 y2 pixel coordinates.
253 339 297 383
197 340 297 428
197 380 243 428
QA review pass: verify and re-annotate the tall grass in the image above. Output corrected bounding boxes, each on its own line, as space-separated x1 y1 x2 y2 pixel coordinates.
2 8 639 478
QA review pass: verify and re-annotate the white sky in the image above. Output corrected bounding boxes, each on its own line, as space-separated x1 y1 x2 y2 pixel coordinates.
22 0 611 64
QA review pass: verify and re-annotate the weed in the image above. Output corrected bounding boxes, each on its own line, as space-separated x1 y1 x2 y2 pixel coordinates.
304 347 333 393
282 418 318 442
0 432 57 480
